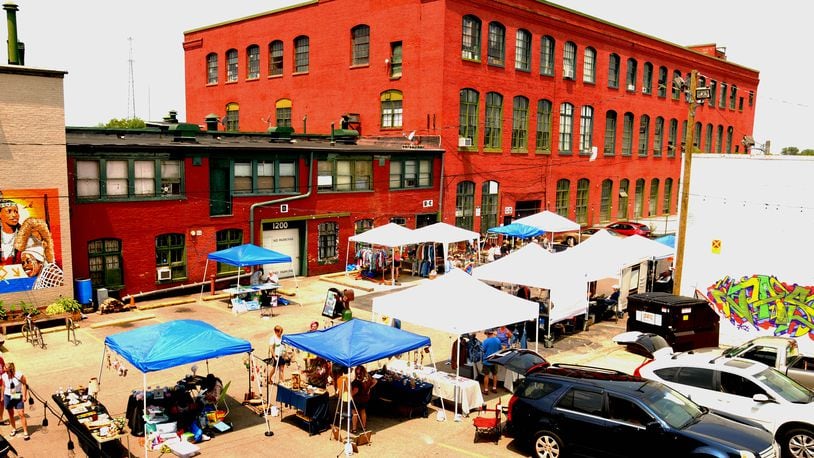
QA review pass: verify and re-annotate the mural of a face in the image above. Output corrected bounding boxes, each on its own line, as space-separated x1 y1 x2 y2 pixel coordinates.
21 251 43 277
0 205 19 233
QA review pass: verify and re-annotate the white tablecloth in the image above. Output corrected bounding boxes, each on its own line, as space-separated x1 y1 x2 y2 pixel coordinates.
474 363 522 392
387 360 484 413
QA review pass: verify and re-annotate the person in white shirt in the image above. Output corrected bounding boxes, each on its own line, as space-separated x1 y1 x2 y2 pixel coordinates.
1 362 29 440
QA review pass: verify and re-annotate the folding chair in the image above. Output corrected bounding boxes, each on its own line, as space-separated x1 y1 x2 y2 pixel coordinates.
217 380 232 418
472 402 502 444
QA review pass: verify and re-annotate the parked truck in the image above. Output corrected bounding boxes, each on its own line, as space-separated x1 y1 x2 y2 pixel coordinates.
721 336 814 389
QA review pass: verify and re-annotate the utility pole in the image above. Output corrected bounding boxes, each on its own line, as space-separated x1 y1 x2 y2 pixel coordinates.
673 70 699 295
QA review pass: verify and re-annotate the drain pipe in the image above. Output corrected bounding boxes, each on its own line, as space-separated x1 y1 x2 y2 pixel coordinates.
250 151 315 244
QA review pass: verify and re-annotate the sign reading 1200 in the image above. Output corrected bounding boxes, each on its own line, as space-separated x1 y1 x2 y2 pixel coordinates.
271 221 289 230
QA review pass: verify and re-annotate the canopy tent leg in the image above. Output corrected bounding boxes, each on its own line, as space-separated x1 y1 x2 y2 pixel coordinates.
428 347 446 422
143 372 148 458
546 296 553 348
345 366 353 456
391 247 396 286
98 346 107 386
454 336 461 421
535 318 539 354
344 241 351 278
198 260 210 301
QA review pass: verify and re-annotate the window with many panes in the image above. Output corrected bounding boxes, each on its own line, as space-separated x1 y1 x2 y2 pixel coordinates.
461 15 481 61
642 62 653 94
390 158 431 189
76 158 183 199
556 179 570 218
480 181 499 234
563 41 576 80
155 233 186 281
583 47 596 83
671 70 682 100
558 102 574 154
604 110 617 156
226 49 238 82
276 99 292 127
455 181 475 230
215 229 243 274
638 115 650 156
318 157 372 191
622 112 634 156
600 179 613 222
719 82 727 108
485 92 503 149
351 25 370 66
459 89 479 147
608 54 620 88
634 178 645 218
617 179 629 219
663 178 673 214
668 119 678 156
575 178 589 225
726 126 733 153
233 159 296 194
380 90 403 129
511 96 529 150
247 45 260 79
625 58 637 91
294 36 309 73
317 222 338 262
390 216 407 226
729 85 737 109
536 99 552 153
649 178 659 216
657 66 667 97
269 40 284 76
487 22 505 66
579 106 593 154
390 42 402 78
225 102 239 131
515 29 531 71
355 219 373 235
207 53 218 84
88 239 123 288
653 117 664 157
705 124 713 153
694 122 702 151
716 125 723 153
540 36 555 76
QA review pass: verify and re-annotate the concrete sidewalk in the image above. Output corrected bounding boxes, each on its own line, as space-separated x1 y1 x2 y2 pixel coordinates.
2 272 640 457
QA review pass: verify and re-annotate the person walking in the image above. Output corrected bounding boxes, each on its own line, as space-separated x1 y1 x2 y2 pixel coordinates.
481 329 502 394
268 325 290 383
1 362 29 440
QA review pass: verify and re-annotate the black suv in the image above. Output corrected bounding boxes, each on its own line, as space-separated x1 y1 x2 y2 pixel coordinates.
487 349 777 458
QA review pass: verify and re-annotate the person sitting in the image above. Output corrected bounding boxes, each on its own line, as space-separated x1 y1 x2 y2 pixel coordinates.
202 374 223 406
250 266 264 286
305 357 331 389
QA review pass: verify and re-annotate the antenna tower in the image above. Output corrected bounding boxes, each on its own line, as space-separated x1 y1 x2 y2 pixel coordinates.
127 37 136 119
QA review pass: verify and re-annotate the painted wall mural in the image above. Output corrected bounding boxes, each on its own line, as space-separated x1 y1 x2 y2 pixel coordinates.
707 274 814 339
0 189 63 294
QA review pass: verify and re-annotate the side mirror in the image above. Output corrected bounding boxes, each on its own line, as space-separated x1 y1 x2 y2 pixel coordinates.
752 393 772 403
645 421 663 433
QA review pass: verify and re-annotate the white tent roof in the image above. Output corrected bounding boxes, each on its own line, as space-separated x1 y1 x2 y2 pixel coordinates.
513 210 580 233
557 230 626 281
619 234 675 264
372 269 538 335
406 222 480 245
348 222 414 247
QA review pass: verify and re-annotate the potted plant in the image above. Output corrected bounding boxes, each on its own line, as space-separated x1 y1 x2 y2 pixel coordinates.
20 301 39 317
46 297 82 321
0 301 6 321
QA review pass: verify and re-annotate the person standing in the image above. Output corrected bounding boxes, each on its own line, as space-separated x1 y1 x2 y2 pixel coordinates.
268 325 290 383
350 366 376 433
481 329 502 394
1 362 29 440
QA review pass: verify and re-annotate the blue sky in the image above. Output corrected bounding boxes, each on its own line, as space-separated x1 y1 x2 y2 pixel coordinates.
9 0 810 150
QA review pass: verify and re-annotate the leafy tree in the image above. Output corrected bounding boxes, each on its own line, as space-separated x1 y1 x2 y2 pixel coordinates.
97 117 146 129
781 146 800 155
801 149 814 156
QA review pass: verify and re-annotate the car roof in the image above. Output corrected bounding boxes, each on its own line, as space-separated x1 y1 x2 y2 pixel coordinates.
530 364 654 394
652 351 770 375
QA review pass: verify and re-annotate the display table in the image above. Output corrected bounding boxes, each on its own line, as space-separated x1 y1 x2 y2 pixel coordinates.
473 363 522 392
276 383 329 435
52 392 128 458
369 370 433 418
125 385 196 437
224 283 280 313
386 359 484 414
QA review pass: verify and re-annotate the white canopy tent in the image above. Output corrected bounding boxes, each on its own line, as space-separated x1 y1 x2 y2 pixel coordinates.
472 243 588 340
346 223 415 285
372 269 538 417
557 229 626 281
618 234 675 262
406 222 480 271
512 210 580 246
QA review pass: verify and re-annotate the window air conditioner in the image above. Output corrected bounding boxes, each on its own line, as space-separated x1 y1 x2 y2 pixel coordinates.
458 137 473 147
627 84 636 91
157 267 172 281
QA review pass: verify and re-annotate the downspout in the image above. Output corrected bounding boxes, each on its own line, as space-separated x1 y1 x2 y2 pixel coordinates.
438 150 444 223
250 151 315 244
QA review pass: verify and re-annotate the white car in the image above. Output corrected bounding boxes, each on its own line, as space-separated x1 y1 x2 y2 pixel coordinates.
615 331 809 458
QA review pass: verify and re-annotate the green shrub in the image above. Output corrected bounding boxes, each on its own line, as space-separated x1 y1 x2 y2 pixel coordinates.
45 297 82 315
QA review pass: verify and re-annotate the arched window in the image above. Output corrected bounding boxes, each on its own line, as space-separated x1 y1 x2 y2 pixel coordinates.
317 222 338 261
575 178 590 225
617 179 629 220
705 124 714 153
694 122 702 151
351 25 370 66
455 181 475 230
155 233 186 281
487 22 505 66
657 66 668 97
729 85 738 110
672 69 682 100
559 103 574 153
608 54 620 88
556 179 571 218
294 36 309 73
515 29 531 71
461 15 481 61
459 89 479 147
634 178 645 219
226 49 238 82
626 58 638 91
622 112 634 156
579 106 594 153
649 178 659 216
485 92 503 148
663 178 673 214
480 181 499 234
716 125 724 153
511 96 529 150
668 119 678 157
536 99 552 152
600 179 613 222
276 99 292 127
604 110 617 156
247 44 260 79
540 36 555 76
215 229 243 274
583 47 596 83
88 239 123 288
269 40 284 76
563 41 576 79
206 53 218 84
709 80 717 107
642 62 653 94
380 90 403 129
638 115 650 156
726 126 734 153
653 117 664 157
225 102 239 131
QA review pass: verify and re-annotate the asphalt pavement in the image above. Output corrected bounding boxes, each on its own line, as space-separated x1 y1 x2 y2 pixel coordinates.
2 272 643 458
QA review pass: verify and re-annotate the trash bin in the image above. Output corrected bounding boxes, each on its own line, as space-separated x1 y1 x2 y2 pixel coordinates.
75 278 93 306
626 292 719 352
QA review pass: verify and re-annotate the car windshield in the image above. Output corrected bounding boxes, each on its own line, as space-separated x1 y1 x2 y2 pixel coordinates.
754 367 814 403
639 382 703 429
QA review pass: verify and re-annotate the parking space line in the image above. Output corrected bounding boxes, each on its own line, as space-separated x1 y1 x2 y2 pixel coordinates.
436 443 491 457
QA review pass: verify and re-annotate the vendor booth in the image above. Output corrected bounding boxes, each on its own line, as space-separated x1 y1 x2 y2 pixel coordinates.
487 222 545 239
282 319 433 454
406 222 480 275
372 269 538 417
512 210 580 246
102 320 253 457
346 223 415 285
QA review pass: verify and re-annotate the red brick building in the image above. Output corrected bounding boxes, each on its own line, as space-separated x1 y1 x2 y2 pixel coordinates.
183 0 758 235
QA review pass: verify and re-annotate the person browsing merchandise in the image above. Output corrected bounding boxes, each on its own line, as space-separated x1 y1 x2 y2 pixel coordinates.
481 329 503 394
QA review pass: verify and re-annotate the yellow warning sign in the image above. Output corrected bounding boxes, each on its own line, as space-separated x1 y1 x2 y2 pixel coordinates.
711 239 721 254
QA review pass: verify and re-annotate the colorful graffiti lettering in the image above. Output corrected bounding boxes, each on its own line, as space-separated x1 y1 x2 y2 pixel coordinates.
707 275 814 339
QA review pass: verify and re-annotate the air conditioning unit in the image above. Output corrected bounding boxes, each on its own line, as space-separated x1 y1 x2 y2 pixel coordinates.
157 267 172 281
458 137 473 147
627 84 636 91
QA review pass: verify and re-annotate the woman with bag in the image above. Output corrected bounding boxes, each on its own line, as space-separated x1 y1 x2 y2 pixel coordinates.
0 363 29 440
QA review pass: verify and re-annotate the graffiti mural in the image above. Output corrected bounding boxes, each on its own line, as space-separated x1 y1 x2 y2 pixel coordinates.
707 275 814 339
0 189 63 294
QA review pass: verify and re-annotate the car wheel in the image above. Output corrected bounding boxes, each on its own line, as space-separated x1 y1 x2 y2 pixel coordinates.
565 236 576 247
533 430 563 458
785 428 814 457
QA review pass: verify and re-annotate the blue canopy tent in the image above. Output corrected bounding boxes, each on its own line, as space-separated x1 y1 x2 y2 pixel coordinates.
488 222 545 239
283 319 436 450
655 234 676 248
102 320 253 457
202 243 295 298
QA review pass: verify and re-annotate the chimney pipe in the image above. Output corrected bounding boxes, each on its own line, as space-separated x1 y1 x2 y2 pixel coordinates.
3 2 21 65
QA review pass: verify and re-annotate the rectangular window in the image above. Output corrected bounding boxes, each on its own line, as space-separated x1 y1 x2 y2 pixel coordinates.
276 107 292 128
279 162 296 192
226 50 238 82
160 160 181 196
215 229 243 274
555 180 570 218
642 63 652 94
295 36 309 73
579 106 593 153
485 93 502 149
638 116 649 157
459 89 478 147
600 180 612 222
608 55 619 88
318 222 338 261
511 97 529 150
77 160 101 198
536 100 552 152
155 233 186 281
352 26 370 66
319 158 372 191
621 114 633 156
540 37 555 76
390 42 402 78
381 99 403 129
234 162 253 193
617 181 629 220
668 120 678 157
575 179 589 225
558 103 573 154
247 46 260 79
106 160 128 196
563 42 576 80
515 30 531 72
257 162 274 192
653 118 663 157
709 80 717 108
232 159 295 194
719 82 727 108
663 179 673 214
487 23 505 66
649 179 659 216
657 66 667 98
207 54 218 84
390 159 431 189
583 49 596 83
134 160 155 196
77 158 184 200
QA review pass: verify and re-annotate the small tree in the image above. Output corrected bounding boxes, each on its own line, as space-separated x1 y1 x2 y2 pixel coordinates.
98 117 146 129
781 146 800 155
